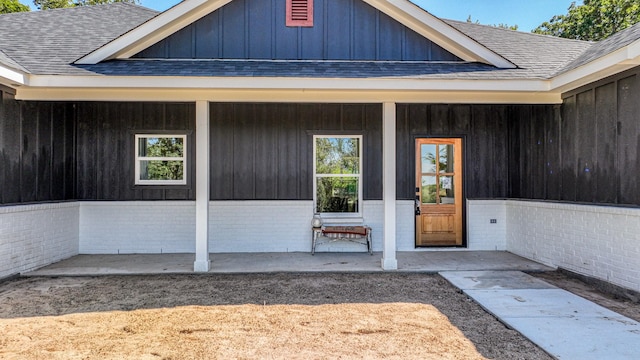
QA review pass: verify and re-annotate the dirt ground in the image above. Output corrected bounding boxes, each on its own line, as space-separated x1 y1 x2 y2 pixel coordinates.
0 272 636 360
0 273 547 360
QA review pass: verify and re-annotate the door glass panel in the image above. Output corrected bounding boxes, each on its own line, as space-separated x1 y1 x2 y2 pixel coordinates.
440 176 455 204
421 176 437 204
439 145 454 173
421 144 437 173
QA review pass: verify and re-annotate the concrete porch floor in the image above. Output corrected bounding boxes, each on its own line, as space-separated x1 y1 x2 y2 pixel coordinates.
23 251 552 276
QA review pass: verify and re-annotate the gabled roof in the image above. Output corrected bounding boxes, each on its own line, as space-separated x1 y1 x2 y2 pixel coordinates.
75 0 515 68
1 0 640 100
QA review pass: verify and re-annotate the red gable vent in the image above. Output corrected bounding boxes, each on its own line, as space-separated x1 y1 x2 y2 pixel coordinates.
286 0 314 27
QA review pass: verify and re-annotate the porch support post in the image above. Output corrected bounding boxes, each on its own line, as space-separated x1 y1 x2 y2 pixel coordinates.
194 100 211 272
382 102 398 270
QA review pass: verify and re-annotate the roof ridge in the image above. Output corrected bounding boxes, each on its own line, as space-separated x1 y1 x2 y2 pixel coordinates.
443 18 594 45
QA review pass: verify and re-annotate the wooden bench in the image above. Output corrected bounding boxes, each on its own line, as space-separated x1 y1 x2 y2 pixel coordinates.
311 225 372 255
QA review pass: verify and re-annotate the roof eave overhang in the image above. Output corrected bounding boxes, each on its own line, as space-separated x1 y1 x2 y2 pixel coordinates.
76 0 516 69
16 75 558 104
551 39 640 94
0 63 27 88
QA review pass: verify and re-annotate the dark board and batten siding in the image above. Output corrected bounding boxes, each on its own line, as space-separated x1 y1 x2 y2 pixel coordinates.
396 104 521 201
0 96 196 205
1 88 75 205
75 102 196 201
210 103 383 201
4 78 640 206
555 69 640 206
134 0 459 61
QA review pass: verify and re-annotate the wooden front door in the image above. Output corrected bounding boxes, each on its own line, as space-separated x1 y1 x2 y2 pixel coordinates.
415 138 463 246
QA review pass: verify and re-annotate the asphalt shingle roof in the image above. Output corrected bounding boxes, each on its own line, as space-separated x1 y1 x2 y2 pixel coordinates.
0 3 158 74
76 59 503 79
444 19 592 78
0 49 27 72
0 2 637 81
558 22 640 74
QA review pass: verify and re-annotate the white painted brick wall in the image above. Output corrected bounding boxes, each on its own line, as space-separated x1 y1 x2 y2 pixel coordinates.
506 200 640 292
79 201 195 254
0 203 79 278
467 200 507 250
396 200 418 251
209 200 417 253
7 199 636 293
209 201 311 252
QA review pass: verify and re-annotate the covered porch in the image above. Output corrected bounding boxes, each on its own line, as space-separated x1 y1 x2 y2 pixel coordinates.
23 251 552 276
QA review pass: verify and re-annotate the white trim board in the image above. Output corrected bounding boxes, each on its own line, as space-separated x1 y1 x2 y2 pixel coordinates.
15 88 562 104
0 64 26 87
551 39 640 93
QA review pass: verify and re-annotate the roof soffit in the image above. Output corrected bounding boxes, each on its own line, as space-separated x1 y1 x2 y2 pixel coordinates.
76 0 516 69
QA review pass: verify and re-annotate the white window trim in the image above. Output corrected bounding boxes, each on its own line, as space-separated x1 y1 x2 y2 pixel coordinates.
135 134 187 185
313 134 363 218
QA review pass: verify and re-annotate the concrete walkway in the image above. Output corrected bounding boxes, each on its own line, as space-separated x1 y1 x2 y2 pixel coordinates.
441 271 640 360
23 251 552 276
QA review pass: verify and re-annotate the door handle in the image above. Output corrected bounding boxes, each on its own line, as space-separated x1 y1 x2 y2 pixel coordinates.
415 195 421 215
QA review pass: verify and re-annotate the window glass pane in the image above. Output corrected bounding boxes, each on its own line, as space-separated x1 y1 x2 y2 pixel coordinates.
316 177 359 213
315 137 360 175
140 160 184 181
439 145 454 173
421 144 437 173
139 137 184 158
440 176 455 204
421 176 437 204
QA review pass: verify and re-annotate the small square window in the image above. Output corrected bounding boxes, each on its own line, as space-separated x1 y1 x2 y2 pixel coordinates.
135 134 187 185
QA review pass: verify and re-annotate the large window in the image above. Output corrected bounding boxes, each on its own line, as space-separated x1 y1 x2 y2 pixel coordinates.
313 135 362 216
135 134 187 185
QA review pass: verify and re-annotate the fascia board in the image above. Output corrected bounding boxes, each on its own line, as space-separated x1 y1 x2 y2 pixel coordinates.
363 0 515 68
551 40 640 93
26 75 550 92
0 64 26 87
15 88 561 104
76 0 232 64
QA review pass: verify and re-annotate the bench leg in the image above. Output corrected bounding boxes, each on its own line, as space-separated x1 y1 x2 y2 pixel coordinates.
312 230 318 255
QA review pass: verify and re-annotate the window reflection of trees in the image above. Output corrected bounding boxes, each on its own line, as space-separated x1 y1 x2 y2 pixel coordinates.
315 137 360 213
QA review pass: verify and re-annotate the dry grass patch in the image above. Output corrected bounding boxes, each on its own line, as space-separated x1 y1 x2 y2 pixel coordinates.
1 303 485 359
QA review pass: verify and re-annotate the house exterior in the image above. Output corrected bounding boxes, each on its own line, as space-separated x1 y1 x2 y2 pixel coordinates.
1 0 639 291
